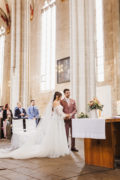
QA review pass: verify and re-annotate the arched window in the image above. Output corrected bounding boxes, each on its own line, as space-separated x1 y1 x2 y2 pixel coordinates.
95 0 104 82
0 27 5 99
40 0 56 91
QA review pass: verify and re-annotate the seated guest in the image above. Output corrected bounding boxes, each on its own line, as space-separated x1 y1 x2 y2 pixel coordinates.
14 102 27 119
27 100 40 126
3 104 13 139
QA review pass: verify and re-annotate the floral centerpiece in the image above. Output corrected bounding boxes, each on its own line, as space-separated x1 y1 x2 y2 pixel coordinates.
78 112 89 118
88 97 104 111
88 97 104 118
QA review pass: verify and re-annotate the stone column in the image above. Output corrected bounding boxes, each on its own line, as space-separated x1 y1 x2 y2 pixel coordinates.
21 0 30 108
85 0 96 102
69 0 86 113
10 0 22 111
10 0 15 110
70 0 96 113
69 0 96 160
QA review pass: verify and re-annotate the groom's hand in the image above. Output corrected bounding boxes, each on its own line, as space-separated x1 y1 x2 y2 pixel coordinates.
65 114 70 120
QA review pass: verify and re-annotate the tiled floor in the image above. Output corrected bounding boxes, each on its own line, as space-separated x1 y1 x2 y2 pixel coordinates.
0 139 119 180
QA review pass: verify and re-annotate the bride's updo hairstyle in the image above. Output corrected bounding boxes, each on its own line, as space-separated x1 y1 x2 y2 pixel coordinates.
53 91 62 101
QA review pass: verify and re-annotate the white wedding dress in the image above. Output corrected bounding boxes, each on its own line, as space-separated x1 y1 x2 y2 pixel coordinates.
0 100 69 159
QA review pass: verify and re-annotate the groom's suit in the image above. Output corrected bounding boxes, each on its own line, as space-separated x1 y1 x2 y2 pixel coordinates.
61 98 77 149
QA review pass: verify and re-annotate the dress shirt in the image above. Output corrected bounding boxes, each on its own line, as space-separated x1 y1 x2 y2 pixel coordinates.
19 108 23 113
27 106 39 119
65 97 70 105
65 98 73 118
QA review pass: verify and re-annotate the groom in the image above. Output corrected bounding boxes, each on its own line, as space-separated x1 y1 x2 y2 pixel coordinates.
61 89 78 152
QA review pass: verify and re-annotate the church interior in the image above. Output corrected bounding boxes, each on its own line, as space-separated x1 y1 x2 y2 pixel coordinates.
0 0 120 179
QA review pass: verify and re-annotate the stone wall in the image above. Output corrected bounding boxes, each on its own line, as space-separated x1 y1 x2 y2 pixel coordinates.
29 0 70 114
1 0 120 116
56 0 70 92
97 0 120 115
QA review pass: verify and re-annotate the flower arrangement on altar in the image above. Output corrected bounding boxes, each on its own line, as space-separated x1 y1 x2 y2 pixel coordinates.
88 97 104 111
78 112 89 118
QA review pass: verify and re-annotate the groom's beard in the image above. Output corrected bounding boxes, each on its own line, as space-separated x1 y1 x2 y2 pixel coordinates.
65 96 70 99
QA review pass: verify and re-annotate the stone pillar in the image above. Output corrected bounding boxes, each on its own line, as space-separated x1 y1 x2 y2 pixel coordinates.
10 0 31 110
69 0 86 113
70 0 96 113
10 0 15 110
69 0 96 160
85 0 96 102
21 0 30 108
10 0 21 111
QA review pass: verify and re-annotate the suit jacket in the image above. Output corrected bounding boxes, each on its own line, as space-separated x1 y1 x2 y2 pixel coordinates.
27 106 39 119
14 108 26 119
3 109 13 121
60 98 77 119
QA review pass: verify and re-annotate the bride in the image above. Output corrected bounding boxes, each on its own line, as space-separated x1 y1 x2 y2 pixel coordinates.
0 91 70 159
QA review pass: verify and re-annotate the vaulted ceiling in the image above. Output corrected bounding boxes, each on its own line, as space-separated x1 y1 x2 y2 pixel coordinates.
0 0 11 32
0 0 11 15
0 0 34 31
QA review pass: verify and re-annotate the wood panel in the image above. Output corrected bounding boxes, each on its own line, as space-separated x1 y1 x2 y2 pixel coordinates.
84 122 114 168
112 122 120 158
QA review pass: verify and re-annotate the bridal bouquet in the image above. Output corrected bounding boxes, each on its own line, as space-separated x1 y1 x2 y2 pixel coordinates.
88 97 104 111
78 112 88 118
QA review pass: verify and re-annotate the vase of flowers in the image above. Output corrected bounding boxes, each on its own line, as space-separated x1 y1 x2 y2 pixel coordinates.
89 109 98 118
88 97 104 118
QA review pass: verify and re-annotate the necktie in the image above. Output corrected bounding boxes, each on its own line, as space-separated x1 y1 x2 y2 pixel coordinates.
33 106 35 117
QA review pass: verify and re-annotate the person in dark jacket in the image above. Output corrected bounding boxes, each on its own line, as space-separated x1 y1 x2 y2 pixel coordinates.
14 102 27 119
3 104 13 139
